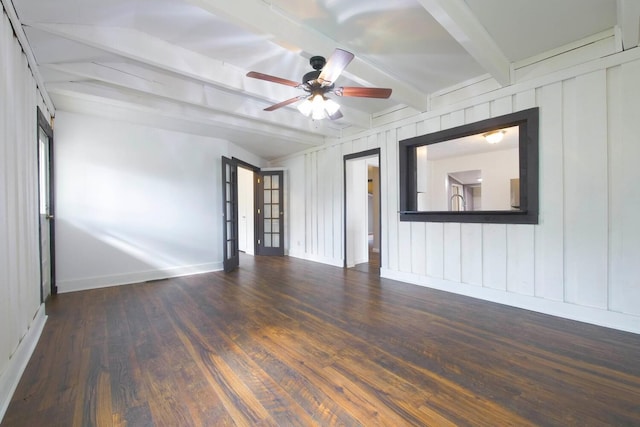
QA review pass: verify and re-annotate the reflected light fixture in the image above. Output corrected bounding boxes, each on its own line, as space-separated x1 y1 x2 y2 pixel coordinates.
483 130 506 144
297 94 340 120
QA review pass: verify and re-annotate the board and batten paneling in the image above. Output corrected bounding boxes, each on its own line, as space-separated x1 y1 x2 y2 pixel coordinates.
1 7 49 419
563 71 609 309
608 60 640 316
384 128 399 272
278 50 640 333
283 154 305 257
534 82 565 301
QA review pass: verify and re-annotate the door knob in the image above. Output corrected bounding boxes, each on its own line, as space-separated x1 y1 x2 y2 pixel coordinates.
46 214 54 220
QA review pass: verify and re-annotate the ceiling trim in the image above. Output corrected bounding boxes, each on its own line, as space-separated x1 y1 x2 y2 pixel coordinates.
415 0 512 87
186 0 428 111
1 0 55 114
617 0 640 50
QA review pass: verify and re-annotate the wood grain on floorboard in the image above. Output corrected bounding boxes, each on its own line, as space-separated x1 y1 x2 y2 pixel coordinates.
3 254 640 426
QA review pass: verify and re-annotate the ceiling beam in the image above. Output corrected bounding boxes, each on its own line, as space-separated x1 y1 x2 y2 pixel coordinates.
186 0 428 111
416 0 511 87
28 23 281 97
41 61 369 132
46 81 333 147
617 0 640 50
29 23 373 130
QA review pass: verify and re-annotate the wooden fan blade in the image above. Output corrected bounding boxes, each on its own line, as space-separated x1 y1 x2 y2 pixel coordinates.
264 96 305 111
318 48 354 85
336 87 392 98
247 71 300 88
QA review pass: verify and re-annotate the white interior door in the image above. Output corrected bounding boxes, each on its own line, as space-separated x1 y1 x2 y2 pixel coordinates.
237 166 255 255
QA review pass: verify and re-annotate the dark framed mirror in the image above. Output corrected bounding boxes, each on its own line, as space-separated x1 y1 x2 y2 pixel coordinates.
399 107 538 224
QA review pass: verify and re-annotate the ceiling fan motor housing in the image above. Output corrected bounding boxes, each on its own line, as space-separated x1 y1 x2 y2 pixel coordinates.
309 55 326 70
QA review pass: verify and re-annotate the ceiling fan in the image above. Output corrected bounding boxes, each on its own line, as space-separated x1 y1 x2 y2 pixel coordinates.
246 48 392 120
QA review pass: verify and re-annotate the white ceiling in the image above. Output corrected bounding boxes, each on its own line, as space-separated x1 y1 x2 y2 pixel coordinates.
10 0 637 160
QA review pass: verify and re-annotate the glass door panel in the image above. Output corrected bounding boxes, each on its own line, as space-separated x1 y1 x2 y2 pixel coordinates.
221 157 239 271
257 170 284 255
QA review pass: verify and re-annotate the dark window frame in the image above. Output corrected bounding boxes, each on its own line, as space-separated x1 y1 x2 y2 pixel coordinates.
399 107 539 224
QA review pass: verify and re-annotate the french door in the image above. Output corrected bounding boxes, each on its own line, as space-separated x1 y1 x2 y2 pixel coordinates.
221 157 239 272
256 171 284 256
222 159 285 272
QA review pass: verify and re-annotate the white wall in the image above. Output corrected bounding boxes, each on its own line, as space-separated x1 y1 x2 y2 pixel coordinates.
276 46 640 334
0 6 49 419
54 111 266 292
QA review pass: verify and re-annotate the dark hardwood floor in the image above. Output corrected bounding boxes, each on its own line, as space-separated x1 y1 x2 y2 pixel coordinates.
3 254 640 426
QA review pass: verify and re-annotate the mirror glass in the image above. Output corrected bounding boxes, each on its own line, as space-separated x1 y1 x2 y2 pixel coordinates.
415 125 520 212
399 108 538 224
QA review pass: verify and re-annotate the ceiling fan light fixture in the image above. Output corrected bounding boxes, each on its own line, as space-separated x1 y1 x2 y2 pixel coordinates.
483 130 506 144
310 94 326 120
323 98 340 116
297 97 313 117
297 94 341 120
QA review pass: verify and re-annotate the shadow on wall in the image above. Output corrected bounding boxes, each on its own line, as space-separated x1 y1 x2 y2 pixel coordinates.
55 218 222 293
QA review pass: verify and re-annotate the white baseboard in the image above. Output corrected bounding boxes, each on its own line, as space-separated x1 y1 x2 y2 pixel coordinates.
57 262 223 293
287 250 344 268
0 304 47 423
380 268 640 335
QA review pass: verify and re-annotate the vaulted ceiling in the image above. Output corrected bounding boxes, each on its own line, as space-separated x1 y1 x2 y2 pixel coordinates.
10 0 639 160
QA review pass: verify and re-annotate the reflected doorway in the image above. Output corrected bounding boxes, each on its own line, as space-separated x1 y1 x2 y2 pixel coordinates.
344 149 380 275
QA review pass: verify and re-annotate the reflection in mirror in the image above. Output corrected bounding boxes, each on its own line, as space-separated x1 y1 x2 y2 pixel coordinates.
399 108 539 224
415 125 519 212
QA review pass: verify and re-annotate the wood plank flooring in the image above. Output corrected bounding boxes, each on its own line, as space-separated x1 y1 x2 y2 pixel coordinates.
3 254 640 426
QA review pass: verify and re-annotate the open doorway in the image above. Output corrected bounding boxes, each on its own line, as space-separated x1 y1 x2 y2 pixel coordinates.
344 149 380 275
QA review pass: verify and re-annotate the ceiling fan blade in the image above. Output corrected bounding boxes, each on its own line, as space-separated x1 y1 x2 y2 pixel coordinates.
263 96 305 111
318 48 354 85
247 71 300 88
336 87 392 98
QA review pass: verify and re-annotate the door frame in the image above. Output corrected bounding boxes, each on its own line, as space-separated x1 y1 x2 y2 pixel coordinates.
37 107 56 298
343 148 381 269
